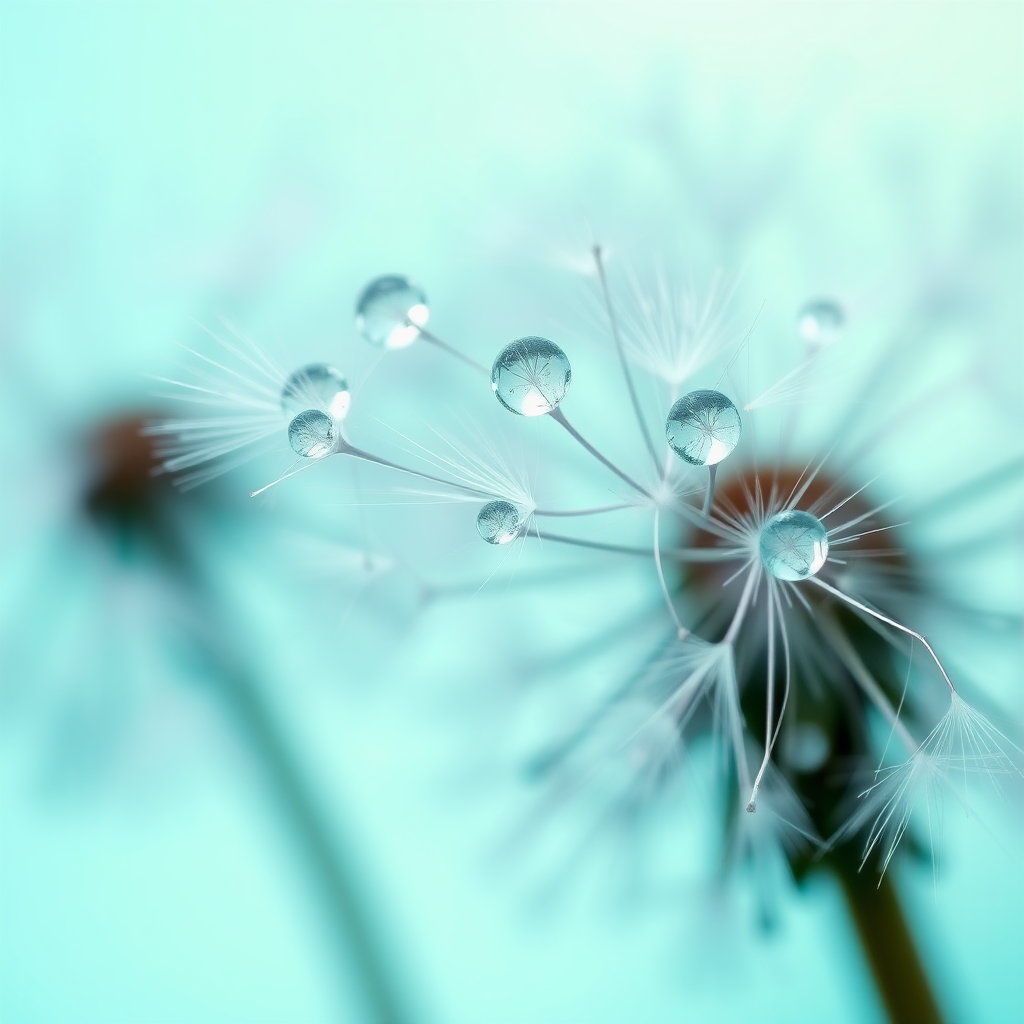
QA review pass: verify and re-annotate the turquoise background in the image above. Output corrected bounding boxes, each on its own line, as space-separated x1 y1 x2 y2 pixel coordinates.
2 3 1022 1023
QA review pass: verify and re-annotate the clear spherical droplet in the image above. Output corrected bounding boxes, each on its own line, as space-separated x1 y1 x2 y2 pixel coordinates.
281 364 351 420
476 500 523 544
797 299 845 348
665 390 741 466
491 337 571 417
355 275 429 348
759 510 829 581
288 409 336 459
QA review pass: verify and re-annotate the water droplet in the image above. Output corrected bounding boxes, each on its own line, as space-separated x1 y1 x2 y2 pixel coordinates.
476 500 523 544
491 337 571 417
797 300 844 348
288 409 336 459
760 510 829 581
355 275 429 348
281 364 351 420
786 722 830 773
665 390 741 466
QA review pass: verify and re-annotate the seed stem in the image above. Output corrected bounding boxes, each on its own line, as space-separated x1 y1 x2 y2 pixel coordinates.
549 407 652 499
724 562 760 645
653 508 685 634
417 326 490 376
592 244 662 474
810 577 956 695
702 464 717 516
341 441 493 497
533 531 654 557
817 611 919 755
533 503 631 517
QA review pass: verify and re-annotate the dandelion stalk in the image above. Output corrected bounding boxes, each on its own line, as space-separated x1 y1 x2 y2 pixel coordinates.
87 418 410 1024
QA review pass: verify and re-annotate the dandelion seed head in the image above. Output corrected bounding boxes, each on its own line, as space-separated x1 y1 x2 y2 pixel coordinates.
490 336 571 417
797 299 845 349
759 510 829 581
355 274 429 349
280 364 351 420
476 500 524 545
287 409 336 459
665 389 741 466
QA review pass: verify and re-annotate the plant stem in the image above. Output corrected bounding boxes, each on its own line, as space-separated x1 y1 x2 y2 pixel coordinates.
213 649 407 1024
832 853 943 1024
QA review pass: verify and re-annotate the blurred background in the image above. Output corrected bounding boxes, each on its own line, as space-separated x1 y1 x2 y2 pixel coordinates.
1 3 1022 1023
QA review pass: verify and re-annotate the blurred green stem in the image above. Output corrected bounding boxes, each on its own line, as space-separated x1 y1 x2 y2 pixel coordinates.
833 855 943 1024
86 419 409 1023
212 647 407 1024
164 525 406 1022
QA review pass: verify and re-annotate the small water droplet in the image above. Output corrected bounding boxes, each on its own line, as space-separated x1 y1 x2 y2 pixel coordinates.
281 364 351 420
288 409 336 459
491 337 571 417
786 722 831 773
797 299 844 348
760 510 829 580
476 500 523 544
665 390 741 466
355 275 429 348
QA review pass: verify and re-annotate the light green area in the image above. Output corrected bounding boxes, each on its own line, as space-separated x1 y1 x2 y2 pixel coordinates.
2 3 1021 1023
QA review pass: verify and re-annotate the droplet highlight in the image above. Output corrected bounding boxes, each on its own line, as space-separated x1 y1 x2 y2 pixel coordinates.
476 500 523 545
797 300 845 348
281 364 351 420
288 409 336 459
665 390 741 466
355 275 429 348
491 337 571 417
759 510 829 581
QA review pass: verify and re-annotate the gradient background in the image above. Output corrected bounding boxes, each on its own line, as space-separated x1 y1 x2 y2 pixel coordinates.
1 3 1022 1023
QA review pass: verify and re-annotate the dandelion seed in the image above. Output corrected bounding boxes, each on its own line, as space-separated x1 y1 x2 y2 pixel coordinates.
145 320 299 488
280 363 351 420
476 500 524 545
759 510 829 581
355 274 429 349
665 390 741 467
849 691 1022 876
797 299 845 348
288 409 336 459
491 336 572 417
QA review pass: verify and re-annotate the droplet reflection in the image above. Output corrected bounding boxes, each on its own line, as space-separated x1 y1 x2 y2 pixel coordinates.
797 299 845 348
491 337 571 417
759 510 829 581
665 390 741 466
288 409 336 459
356 275 429 349
281 364 351 420
476 500 523 544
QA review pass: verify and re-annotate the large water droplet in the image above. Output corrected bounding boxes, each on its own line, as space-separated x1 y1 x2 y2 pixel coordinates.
665 390 741 466
491 337 571 417
760 510 829 581
288 409 336 459
355 275 429 348
476 500 523 544
797 300 844 348
281 364 351 420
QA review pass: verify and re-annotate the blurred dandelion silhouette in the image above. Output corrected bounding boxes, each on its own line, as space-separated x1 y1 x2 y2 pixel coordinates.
154 236 1024 1024
5 7 1022 1022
